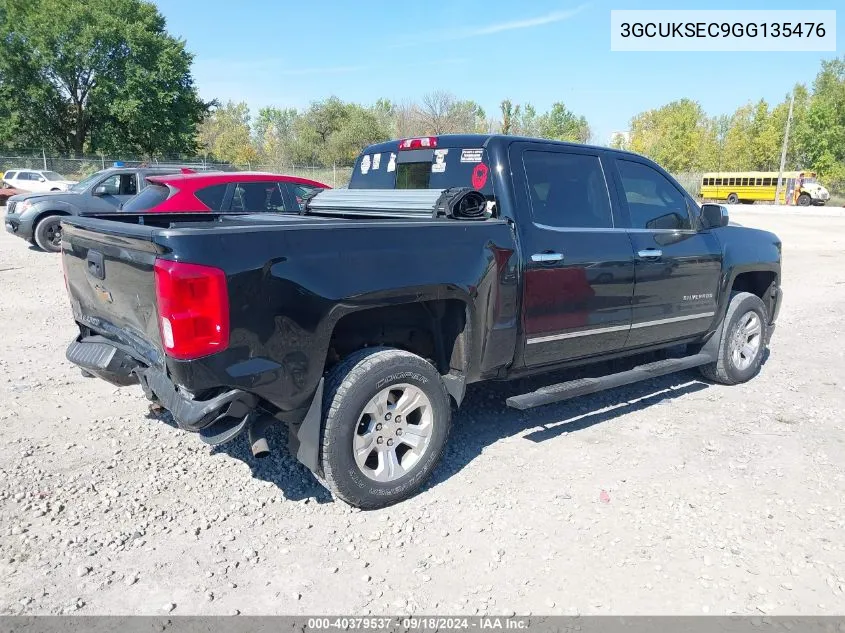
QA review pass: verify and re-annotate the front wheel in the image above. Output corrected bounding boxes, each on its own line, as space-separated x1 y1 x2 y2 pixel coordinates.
797 193 811 207
727 193 739 204
320 347 451 509
700 292 769 385
33 215 64 252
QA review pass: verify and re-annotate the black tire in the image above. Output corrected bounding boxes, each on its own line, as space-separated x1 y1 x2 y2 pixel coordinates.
727 193 739 204
700 292 769 385
33 214 64 252
797 193 811 207
320 347 451 509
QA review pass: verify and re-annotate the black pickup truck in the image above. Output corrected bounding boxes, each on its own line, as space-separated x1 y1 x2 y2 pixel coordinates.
60 134 783 509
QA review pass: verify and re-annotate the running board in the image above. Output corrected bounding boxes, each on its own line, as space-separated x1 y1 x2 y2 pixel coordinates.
506 352 713 411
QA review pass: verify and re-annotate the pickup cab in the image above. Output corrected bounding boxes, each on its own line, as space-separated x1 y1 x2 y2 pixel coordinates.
4 165 187 252
60 135 783 509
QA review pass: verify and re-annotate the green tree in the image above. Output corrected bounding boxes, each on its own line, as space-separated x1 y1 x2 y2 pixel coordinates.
254 106 299 166
197 101 258 165
323 104 390 166
519 104 540 137
628 99 716 172
288 97 390 166
773 84 810 170
0 0 208 156
799 57 845 187
500 99 519 135
537 102 591 144
721 103 758 170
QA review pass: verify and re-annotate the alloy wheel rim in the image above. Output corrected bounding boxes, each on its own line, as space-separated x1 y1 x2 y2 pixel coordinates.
353 383 434 482
47 222 62 248
730 311 762 371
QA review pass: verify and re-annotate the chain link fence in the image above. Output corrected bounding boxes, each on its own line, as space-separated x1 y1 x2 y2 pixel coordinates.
2 154 840 206
0 152 354 189
672 172 703 199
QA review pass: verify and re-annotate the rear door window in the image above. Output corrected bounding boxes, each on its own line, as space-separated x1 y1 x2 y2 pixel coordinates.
122 174 138 196
229 182 286 212
121 185 170 212
195 184 228 210
522 150 613 229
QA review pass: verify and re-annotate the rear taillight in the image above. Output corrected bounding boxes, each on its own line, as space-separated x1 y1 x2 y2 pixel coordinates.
153 259 229 360
398 137 438 150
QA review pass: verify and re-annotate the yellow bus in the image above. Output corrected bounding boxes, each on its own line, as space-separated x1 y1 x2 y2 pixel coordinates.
699 171 830 206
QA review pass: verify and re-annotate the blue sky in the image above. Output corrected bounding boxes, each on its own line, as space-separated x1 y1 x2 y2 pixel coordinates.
154 0 843 143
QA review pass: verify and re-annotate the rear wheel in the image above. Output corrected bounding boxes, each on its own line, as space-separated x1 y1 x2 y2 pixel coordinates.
33 214 64 252
320 347 451 509
797 193 811 207
700 292 768 385
727 193 739 204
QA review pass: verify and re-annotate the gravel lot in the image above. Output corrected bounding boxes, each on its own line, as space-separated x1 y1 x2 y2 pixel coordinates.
1 210 844 616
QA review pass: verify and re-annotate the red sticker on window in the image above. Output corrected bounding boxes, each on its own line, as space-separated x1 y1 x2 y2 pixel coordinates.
471 163 489 189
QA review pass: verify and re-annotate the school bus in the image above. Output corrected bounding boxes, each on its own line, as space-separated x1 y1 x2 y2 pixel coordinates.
699 171 830 206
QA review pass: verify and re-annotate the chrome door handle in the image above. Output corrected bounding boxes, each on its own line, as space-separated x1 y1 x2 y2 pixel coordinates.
637 248 662 260
531 252 564 263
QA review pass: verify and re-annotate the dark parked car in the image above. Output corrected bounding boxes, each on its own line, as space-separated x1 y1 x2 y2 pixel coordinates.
4 166 189 252
60 134 782 509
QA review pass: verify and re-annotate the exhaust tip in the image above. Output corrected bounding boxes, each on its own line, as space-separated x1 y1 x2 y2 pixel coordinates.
248 422 271 459
251 439 270 459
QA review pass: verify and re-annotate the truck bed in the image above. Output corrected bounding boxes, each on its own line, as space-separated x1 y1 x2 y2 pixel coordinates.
61 210 518 417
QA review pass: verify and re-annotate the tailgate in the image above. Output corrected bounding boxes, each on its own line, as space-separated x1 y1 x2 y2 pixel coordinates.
62 218 164 366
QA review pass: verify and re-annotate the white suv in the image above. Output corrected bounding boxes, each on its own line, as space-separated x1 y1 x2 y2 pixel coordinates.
2 169 77 193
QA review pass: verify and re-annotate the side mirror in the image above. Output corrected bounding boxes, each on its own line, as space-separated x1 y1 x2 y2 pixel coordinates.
38 177 46 182
93 185 107 196
646 212 685 231
700 203 729 229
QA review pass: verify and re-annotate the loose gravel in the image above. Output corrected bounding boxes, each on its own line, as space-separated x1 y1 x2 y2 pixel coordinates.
0 211 843 615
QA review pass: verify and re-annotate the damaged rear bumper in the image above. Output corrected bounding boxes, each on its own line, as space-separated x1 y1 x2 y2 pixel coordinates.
65 335 323 471
66 335 256 432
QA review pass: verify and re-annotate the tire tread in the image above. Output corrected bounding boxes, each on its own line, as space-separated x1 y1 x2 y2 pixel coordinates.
34 214 63 252
699 291 768 385
320 347 450 509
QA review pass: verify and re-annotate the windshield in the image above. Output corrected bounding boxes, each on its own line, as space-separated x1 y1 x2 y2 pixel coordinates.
69 172 104 192
42 171 64 181
802 176 817 184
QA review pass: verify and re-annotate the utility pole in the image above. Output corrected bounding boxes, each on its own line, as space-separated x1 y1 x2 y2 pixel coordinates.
774 91 795 205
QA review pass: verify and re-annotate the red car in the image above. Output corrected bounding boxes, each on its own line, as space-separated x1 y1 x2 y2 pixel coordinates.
120 171 330 214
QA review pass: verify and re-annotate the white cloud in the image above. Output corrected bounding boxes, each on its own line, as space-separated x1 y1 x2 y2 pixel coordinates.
467 4 590 36
275 65 368 76
392 4 590 46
